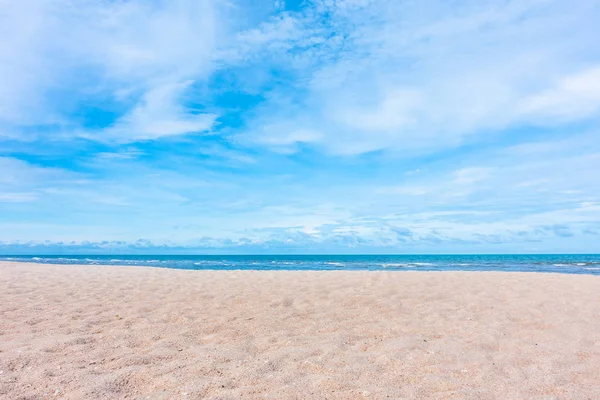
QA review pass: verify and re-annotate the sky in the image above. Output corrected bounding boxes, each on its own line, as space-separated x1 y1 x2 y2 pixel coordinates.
1 0 600 254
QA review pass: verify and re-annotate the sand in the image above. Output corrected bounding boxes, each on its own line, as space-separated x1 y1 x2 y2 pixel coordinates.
1 262 599 400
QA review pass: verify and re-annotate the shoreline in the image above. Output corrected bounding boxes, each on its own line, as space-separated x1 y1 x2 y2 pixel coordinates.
2 261 599 399
1 260 599 276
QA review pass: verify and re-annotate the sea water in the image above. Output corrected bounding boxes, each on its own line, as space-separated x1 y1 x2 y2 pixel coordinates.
1 254 600 275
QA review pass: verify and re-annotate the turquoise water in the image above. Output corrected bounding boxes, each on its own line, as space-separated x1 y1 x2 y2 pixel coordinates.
1 254 600 275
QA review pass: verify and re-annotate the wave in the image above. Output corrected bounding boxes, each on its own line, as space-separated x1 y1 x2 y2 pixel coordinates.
554 262 599 267
381 263 418 268
3 256 600 275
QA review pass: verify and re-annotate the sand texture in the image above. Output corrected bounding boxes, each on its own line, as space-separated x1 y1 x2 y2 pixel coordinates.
1 262 600 400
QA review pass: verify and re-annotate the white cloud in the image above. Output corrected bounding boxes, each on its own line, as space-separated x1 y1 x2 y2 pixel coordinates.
241 0 600 155
377 186 429 196
251 125 323 153
0 157 73 186
1 135 599 248
0 157 79 204
0 0 222 141
331 89 423 133
453 168 494 185
518 67 600 123
100 82 217 142
0 192 38 203
3 0 600 148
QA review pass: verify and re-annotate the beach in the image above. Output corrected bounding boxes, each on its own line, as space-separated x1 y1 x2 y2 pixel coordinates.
1 262 599 399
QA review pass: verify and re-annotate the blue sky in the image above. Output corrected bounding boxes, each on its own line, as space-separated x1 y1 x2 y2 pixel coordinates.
1 0 600 254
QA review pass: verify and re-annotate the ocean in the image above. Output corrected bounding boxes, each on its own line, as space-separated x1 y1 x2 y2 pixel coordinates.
1 254 600 275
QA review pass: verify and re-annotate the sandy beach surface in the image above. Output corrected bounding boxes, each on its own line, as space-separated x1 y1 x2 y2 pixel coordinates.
1 262 599 400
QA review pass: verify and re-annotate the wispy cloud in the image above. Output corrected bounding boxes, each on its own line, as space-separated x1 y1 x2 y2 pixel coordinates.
0 0 222 140
99 82 217 142
517 67 600 123
239 0 600 154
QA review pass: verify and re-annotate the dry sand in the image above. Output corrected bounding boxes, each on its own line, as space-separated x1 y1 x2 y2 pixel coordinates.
1 262 599 400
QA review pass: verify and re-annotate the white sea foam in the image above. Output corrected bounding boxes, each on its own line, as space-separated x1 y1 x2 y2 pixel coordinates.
381 263 417 268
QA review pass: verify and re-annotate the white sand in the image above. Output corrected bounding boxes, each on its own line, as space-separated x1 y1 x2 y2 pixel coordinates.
1 261 599 399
